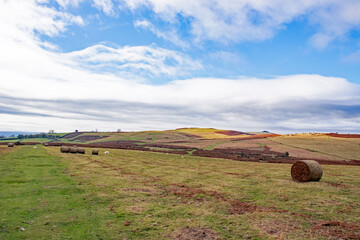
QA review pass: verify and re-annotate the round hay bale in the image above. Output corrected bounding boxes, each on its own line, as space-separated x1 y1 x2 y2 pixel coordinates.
44 143 49 147
69 147 78 154
92 149 99 155
291 160 323 182
60 146 70 153
8 143 14 147
77 148 85 154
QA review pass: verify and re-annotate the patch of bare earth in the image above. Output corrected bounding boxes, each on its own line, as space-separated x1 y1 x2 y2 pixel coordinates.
256 218 302 239
170 227 222 240
312 221 360 240
228 200 258 214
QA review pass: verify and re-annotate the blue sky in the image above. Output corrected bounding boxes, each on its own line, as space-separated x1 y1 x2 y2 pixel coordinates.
0 0 360 133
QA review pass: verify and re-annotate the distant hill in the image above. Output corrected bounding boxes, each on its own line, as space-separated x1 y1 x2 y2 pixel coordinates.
0 131 39 137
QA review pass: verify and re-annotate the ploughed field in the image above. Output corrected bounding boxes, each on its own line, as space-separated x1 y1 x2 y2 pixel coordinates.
0 145 359 239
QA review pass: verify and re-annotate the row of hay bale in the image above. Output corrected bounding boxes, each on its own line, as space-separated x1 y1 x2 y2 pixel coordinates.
60 146 99 155
58 144 323 183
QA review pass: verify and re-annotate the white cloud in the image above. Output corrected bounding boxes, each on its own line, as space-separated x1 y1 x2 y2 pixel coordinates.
134 19 189 48
56 0 85 8
119 0 360 48
0 0 83 42
93 0 114 15
62 44 201 79
0 0 360 132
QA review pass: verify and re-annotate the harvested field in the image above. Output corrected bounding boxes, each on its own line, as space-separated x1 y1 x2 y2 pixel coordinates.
1 146 360 239
270 136 360 161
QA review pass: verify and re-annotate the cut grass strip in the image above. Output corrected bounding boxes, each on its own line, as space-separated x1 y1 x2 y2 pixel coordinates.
0 146 117 239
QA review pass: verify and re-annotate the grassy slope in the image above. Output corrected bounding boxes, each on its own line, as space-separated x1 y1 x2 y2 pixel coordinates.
55 128 259 144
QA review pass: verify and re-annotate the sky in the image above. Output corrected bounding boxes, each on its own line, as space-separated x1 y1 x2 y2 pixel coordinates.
0 0 360 133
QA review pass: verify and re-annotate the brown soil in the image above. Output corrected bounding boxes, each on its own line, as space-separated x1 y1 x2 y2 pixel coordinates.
312 221 360 240
325 133 360 138
192 147 360 166
192 147 292 162
170 227 222 240
228 200 258 214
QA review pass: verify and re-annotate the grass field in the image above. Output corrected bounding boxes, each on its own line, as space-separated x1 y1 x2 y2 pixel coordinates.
1 145 359 239
270 136 360 161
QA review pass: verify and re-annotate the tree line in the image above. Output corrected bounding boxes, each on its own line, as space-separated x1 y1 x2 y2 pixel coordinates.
0 133 61 140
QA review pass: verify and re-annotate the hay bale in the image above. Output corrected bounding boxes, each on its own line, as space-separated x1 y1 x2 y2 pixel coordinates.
69 147 78 154
291 160 323 182
92 149 99 155
8 143 14 147
77 148 85 154
60 146 70 153
44 143 49 147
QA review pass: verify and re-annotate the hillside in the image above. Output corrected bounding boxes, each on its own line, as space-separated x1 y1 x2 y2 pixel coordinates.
1 128 359 164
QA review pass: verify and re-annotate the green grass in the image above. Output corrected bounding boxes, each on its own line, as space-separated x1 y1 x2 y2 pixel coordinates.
1 146 360 239
19 138 51 143
48 133 71 137
0 146 118 239
0 139 19 143
0 138 51 143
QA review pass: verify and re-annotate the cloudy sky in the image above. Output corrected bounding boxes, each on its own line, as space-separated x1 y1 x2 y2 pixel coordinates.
1 0 360 133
